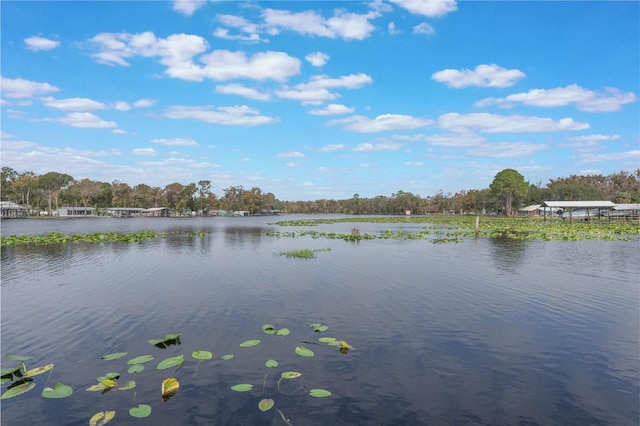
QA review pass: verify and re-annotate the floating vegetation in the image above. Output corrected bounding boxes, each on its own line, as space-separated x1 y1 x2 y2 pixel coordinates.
0 230 207 247
275 248 331 259
3 322 346 424
268 216 639 242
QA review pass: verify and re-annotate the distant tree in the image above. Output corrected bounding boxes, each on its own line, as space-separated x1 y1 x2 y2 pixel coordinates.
37 172 73 215
69 178 104 208
197 180 212 213
12 171 37 207
1 166 18 201
490 169 528 216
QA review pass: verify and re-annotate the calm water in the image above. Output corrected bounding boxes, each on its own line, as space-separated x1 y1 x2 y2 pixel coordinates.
1 216 638 426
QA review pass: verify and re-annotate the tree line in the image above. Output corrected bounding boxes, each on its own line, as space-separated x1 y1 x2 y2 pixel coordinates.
1 166 638 217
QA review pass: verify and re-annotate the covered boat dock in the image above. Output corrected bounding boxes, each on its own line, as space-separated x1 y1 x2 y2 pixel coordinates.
541 201 615 222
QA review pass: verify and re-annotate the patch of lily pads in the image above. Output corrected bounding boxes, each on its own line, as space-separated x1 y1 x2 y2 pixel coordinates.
2 322 351 424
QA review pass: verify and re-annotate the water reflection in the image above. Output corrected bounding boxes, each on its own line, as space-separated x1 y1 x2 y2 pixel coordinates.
0 218 638 425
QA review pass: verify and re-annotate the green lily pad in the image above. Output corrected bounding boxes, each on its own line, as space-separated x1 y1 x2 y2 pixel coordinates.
42 382 73 399
89 410 115 426
1 377 11 385
309 388 332 398
87 383 110 392
230 383 253 392
258 398 274 412
281 371 302 379
127 355 154 365
129 404 152 418
295 345 315 357
127 364 144 374
1 366 22 378
262 324 277 335
157 355 184 370
265 359 278 368
101 352 127 361
239 340 261 348
276 328 290 336
116 380 136 391
148 333 181 348
6 353 33 362
24 364 54 378
1 382 35 399
318 337 337 343
192 350 213 360
221 354 234 360
97 372 119 382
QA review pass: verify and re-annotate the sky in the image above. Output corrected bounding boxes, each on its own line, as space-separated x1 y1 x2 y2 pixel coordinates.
1 0 639 201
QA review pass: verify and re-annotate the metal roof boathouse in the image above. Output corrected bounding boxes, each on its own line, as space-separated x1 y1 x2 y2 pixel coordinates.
541 201 616 222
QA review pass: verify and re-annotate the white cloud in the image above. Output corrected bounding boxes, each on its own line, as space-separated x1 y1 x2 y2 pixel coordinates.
405 161 423 166
309 104 354 115
1 77 59 98
566 134 620 142
390 0 458 17
215 84 271 101
425 133 487 147
275 87 338 104
306 52 330 67
165 105 278 126
200 50 300 82
466 142 546 158
297 73 373 90
476 84 637 112
152 137 199 146
132 148 159 156
112 101 131 111
263 8 380 40
582 150 640 162
41 96 107 111
173 0 206 16
438 113 589 133
413 23 435 35
388 22 400 35
24 36 60 51
133 99 155 107
50 112 118 128
286 161 302 167
330 114 432 133
213 14 265 42
432 64 526 88
277 151 305 158
318 143 345 152
353 141 404 151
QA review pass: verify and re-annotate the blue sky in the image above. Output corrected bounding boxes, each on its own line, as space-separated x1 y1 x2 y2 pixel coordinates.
2 0 638 201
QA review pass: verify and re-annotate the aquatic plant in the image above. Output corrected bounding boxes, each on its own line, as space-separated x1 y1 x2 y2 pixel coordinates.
275 248 331 259
0 230 208 247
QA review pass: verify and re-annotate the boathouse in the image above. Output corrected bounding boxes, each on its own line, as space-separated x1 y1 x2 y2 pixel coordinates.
540 201 615 221
1 201 28 218
57 206 96 217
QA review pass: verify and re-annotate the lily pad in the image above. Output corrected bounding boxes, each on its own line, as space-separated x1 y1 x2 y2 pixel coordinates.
192 350 213 360
262 324 277 335
116 380 136 391
265 359 278 368
230 383 253 392
276 328 290 336
24 364 54 378
221 354 234 360
97 372 119 382
309 388 332 398
127 355 154 365
280 371 302 379
1 382 35 399
239 340 261 348
1 366 22 379
162 377 179 401
129 404 152 418
157 355 184 370
295 345 315 357
127 364 144 374
318 337 337 343
6 353 33 362
148 333 181 348
101 352 127 361
42 382 73 399
258 398 274 412
89 410 115 426
87 383 110 392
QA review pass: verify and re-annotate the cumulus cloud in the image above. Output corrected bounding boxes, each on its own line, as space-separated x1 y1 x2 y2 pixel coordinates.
438 113 589 133
353 141 404 151
1 76 59 98
89 31 300 82
42 97 107 111
476 84 637 112
318 143 345 152
330 114 432 133
216 84 271 101
213 14 265 42
306 52 330 67
432 64 526 88
413 23 435 35
132 148 159 156
309 104 354 115
173 0 206 16
297 73 373 90
50 112 118 128
24 36 60 51
390 0 457 17
277 151 305 158
263 8 380 40
275 88 338 104
134 99 155 107
165 105 278 126
582 150 640 162
152 137 199 146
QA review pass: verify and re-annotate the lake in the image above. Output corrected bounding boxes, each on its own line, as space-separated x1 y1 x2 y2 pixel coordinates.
1 216 638 425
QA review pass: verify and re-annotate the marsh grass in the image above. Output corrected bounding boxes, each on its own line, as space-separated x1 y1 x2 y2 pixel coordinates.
276 248 331 259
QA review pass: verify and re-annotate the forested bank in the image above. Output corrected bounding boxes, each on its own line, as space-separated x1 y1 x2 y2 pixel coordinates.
1 166 638 216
